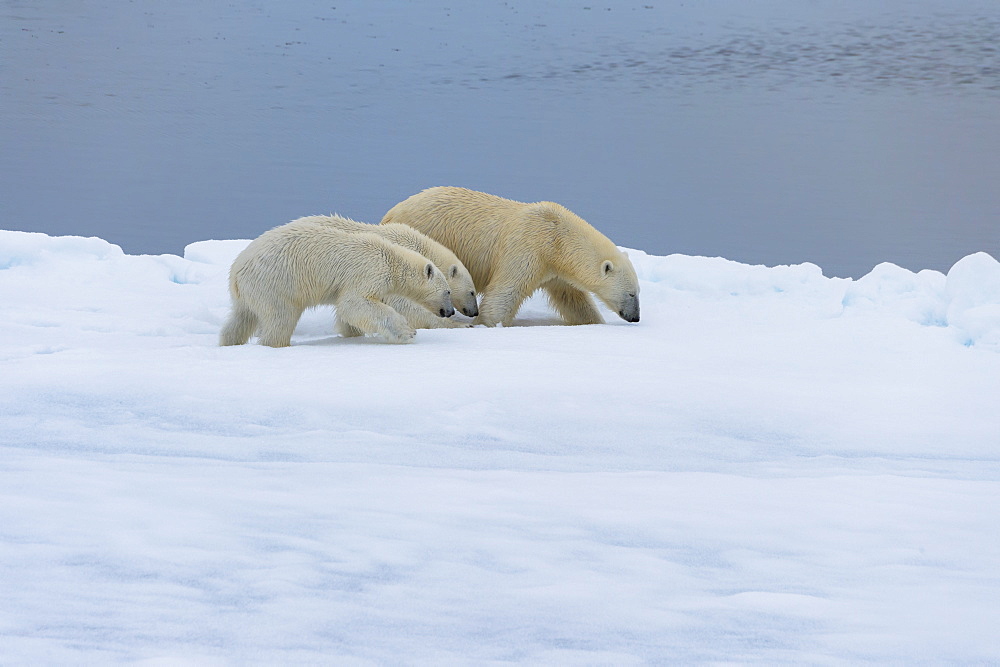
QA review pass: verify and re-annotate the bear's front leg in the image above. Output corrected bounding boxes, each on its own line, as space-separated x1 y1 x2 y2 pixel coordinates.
475 276 534 327
337 296 416 344
334 314 364 338
382 295 470 329
542 278 604 325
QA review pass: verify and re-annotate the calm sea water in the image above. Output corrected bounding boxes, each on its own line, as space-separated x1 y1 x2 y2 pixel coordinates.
3 0 998 277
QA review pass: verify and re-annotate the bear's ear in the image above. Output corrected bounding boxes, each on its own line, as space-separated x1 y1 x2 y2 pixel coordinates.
602 260 614 276
450 265 459 279
425 262 435 280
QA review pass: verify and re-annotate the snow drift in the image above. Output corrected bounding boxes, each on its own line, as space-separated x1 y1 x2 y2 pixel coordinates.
1 229 999 663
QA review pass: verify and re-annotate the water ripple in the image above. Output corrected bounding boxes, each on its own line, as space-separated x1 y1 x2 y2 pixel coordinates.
483 17 1000 95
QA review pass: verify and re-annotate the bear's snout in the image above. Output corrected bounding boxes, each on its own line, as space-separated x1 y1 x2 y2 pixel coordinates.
439 306 456 318
618 295 640 323
463 306 479 317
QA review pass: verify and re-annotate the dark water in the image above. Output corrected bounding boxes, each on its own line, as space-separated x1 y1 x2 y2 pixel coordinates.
3 0 999 277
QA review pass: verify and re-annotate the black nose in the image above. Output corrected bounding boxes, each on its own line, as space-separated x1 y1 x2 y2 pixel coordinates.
439 307 455 318
620 311 640 323
464 307 479 317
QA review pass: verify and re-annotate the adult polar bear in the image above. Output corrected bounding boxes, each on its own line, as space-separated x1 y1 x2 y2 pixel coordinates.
381 187 640 327
220 218 454 347
296 214 479 331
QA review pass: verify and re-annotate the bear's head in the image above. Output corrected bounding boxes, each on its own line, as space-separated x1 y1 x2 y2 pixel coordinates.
594 252 640 323
408 258 455 319
444 263 479 318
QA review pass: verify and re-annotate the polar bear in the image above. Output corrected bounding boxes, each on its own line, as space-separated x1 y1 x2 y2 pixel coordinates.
381 186 640 327
294 214 478 331
220 218 454 347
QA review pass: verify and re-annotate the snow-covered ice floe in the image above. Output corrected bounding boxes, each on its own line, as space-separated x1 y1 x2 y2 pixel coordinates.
2 229 999 663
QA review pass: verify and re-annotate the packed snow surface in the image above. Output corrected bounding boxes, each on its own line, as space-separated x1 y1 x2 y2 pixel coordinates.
1 229 999 663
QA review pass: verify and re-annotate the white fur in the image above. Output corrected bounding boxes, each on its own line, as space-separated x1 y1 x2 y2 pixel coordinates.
296 214 479 329
382 187 640 327
220 218 453 347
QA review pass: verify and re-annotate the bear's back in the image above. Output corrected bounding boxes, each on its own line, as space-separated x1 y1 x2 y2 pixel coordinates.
382 188 526 285
292 214 368 234
291 215 448 270
233 220 403 300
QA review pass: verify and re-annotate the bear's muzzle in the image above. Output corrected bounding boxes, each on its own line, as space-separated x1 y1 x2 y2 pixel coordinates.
618 295 640 323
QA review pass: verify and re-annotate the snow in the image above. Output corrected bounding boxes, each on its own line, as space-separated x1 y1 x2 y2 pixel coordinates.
1 228 999 663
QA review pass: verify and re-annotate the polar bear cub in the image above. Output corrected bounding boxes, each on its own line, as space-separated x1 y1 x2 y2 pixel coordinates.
220 218 454 347
297 214 478 330
382 186 640 327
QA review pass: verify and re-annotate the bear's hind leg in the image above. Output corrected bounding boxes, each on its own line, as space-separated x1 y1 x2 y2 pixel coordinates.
543 278 604 325
220 302 259 346
255 303 303 347
338 296 416 344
